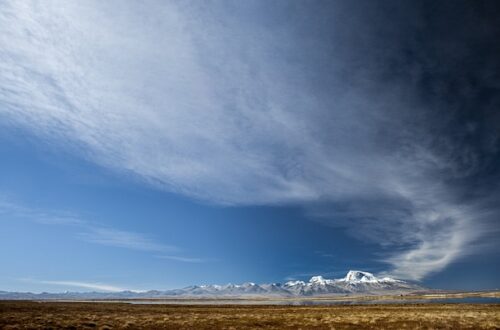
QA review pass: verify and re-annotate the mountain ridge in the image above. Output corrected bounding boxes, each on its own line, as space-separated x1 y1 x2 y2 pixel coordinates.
0 270 425 300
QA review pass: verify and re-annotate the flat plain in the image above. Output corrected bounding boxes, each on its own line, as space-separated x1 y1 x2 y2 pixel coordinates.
1 300 500 329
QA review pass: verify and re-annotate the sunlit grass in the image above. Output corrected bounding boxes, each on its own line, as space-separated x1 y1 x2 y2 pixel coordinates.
0 301 499 329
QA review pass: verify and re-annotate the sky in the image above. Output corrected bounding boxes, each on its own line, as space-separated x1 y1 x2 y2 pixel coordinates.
1 0 499 293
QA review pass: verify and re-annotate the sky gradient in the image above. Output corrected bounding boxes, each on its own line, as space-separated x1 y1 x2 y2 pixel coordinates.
1 0 499 292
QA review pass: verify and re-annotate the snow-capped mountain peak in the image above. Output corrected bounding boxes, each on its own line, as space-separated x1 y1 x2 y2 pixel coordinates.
284 280 306 287
309 276 330 284
342 270 378 283
278 270 419 296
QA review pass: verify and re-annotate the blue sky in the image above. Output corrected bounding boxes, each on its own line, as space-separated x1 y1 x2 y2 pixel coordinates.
0 126 386 292
1 0 499 292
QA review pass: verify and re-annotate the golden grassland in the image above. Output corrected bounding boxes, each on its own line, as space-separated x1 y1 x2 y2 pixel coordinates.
1 301 499 329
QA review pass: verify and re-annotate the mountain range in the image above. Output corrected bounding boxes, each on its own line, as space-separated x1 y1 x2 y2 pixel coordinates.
0 271 425 300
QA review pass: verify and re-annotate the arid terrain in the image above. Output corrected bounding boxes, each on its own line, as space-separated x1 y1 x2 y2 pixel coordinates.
0 300 499 329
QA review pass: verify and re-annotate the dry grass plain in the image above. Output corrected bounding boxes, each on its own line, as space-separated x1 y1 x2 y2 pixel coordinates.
0 300 499 329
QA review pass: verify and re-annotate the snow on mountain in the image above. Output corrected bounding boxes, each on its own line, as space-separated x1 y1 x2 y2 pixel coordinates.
173 270 423 297
278 270 420 296
308 276 335 285
342 270 378 282
0 271 424 300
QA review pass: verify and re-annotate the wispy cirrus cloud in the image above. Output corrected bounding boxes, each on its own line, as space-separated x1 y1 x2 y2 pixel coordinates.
19 278 132 292
0 196 177 254
1 1 498 281
156 255 212 263
78 227 176 253
0 198 84 226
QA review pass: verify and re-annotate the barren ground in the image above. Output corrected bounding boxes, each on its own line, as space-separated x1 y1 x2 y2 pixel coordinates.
0 300 499 329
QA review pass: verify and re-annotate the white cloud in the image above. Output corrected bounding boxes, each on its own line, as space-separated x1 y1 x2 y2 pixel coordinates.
78 227 176 253
0 196 84 226
20 279 130 292
156 255 210 263
0 196 178 254
0 1 495 280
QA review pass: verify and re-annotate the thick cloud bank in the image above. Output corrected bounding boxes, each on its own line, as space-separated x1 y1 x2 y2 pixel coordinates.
1 1 499 280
